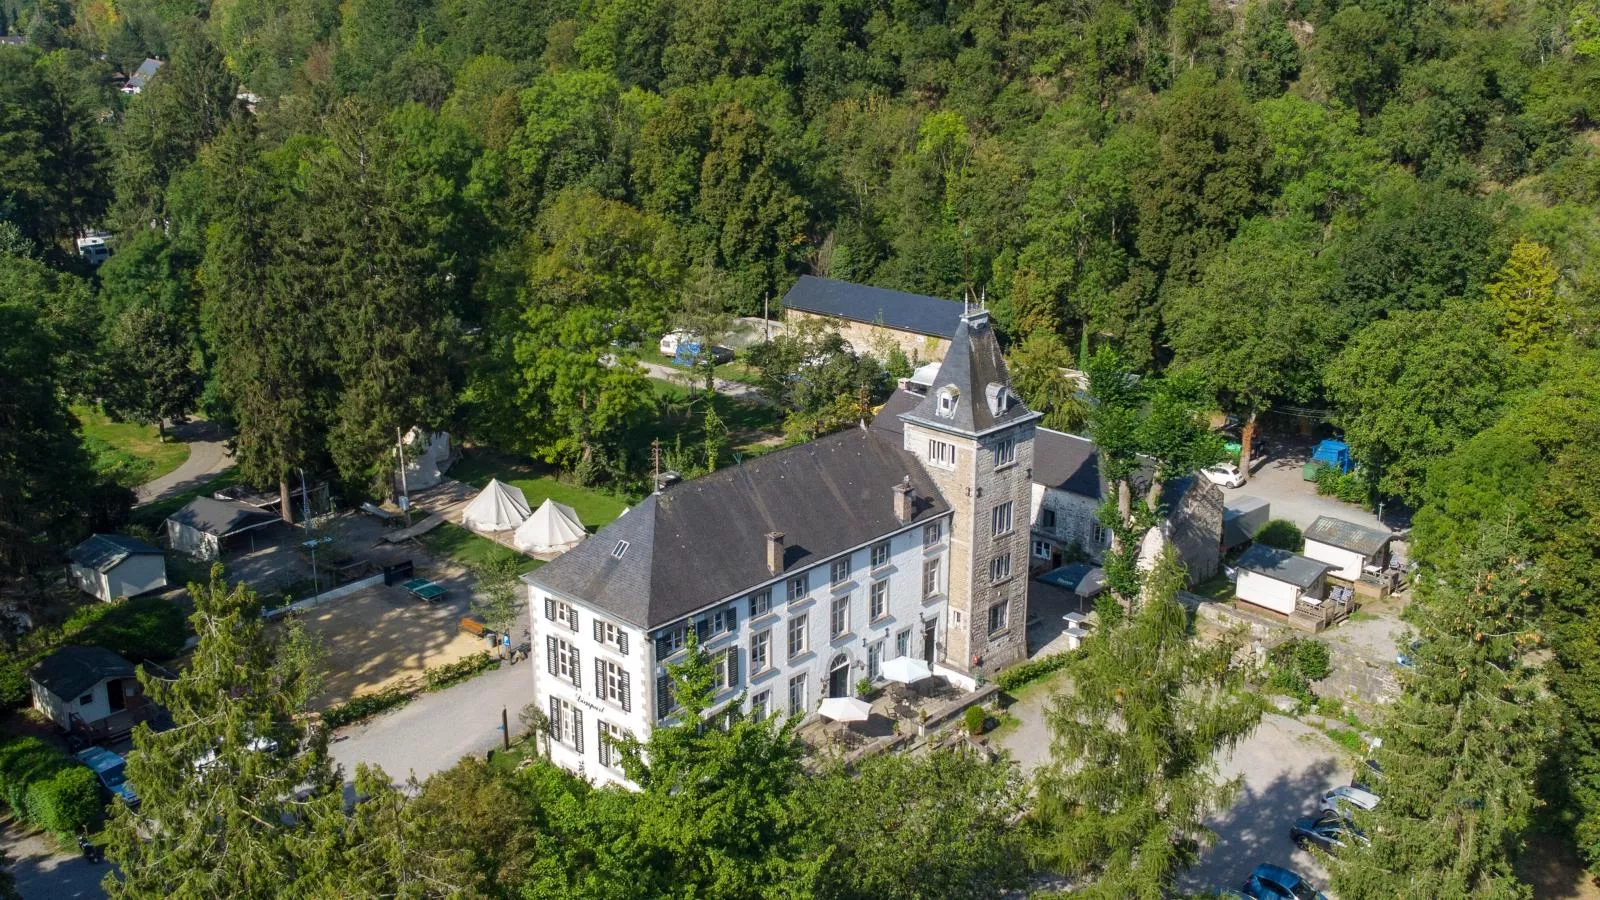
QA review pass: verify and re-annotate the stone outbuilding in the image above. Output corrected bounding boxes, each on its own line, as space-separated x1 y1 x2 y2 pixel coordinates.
781 275 962 364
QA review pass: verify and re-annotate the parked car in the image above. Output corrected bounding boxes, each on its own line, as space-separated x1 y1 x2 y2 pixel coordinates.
1202 462 1247 488
194 736 279 774
1352 757 1385 792
1395 639 1423 668
1241 863 1327 900
75 746 138 808
1321 784 1381 818
1290 812 1369 853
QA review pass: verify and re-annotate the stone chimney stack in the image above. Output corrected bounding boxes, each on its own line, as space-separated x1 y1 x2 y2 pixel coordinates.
765 532 785 574
892 476 915 523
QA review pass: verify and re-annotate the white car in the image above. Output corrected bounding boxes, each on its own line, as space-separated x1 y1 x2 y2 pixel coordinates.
1202 462 1246 488
1320 785 1380 818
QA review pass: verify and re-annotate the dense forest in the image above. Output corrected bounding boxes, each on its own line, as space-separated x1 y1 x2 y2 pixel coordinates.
4 0 1600 892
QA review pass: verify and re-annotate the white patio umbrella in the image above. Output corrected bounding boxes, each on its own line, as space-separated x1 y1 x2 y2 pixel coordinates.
879 655 932 685
816 696 872 723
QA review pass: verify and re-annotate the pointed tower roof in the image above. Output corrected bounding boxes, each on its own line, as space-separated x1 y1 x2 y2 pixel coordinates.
900 307 1039 437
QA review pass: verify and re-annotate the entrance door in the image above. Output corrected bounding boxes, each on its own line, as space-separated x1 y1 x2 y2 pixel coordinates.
107 680 126 711
828 657 850 698
921 622 936 665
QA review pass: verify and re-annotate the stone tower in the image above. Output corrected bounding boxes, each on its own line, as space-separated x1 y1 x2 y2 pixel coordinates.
898 307 1040 677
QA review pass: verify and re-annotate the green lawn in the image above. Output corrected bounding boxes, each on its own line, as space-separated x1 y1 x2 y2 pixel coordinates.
643 379 786 440
1192 572 1237 603
416 522 544 575
75 405 190 489
450 452 630 532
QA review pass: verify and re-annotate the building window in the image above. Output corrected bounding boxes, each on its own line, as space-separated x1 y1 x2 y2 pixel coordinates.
544 598 580 632
830 594 850 638
988 601 1009 635
751 690 771 720
789 573 809 601
710 605 738 635
995 437 1015 467
923 522 941 546
989 553 1013 584
788 673 808 716
788 614 809 660
611 540 629 559
871 541 890 568
657 625 687 659
751 588 772 616
594 658 631 711
1092 522 1108 545
868 641 883 680
713 647 740 691
597 720 625 768
1033 540 1052 559
547 637 581 688
549 697 583 751
923 558 940 598
830 557 851 586
752 629 771 672
937 387 959 417
79 694 93 706
1042 508 1057 529
593 618 630 655
870 580 889 620
991 501 1014 537
926 438 956 468
895 629 910 659
656 673 676 716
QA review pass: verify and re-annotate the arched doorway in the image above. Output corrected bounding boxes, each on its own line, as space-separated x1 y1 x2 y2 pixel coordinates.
828 654 850 698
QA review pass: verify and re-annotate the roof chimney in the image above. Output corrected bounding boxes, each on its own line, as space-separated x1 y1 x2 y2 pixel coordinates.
765 532 785 575
892 476 915 523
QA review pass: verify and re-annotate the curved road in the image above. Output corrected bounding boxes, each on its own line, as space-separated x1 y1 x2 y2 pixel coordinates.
134 421 234 507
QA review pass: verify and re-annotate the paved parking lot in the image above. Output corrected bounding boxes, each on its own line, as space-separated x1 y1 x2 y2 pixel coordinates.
1181 713 1349 896
1222 452 1393 536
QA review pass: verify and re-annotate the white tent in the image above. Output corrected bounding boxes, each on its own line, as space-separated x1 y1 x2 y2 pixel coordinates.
460 479 531 533
513 499 587 553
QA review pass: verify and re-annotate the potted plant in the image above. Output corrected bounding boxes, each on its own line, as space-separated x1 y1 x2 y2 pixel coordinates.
855 678 874 699
964 704 987 737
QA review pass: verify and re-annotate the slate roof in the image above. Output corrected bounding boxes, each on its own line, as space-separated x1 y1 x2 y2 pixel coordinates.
166 496 279 537
0 36 23 46
1235 544 1335 590
526 428 951 629
900 312 1039 436
68 534 161 572
868 388 923 441
1032 429 1106 499
1304 516 1391 557
30 646 135 700
127 58 162 90
782 275 964 339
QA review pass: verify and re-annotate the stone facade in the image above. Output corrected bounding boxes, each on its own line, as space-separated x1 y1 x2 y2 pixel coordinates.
900 420 1035 677
1028 483 1108 570
788 310 951 364
1167 479 1224 584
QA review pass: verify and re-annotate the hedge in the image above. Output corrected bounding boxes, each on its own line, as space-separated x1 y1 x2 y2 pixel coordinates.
26 766 99 837
0 737 99 837
424 652 498 691
323 685 412 729
1254 519 1304 553
995 652 1075 692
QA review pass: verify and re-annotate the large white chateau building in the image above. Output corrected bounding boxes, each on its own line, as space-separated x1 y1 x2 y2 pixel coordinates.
523 305 1222 786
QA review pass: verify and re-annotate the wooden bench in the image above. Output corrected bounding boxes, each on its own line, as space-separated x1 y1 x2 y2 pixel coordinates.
459 616 489 638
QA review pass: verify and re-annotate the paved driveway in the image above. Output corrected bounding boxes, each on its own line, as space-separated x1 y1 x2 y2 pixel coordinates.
329 655 534 789
1223 453 1391 535
134 420 234 507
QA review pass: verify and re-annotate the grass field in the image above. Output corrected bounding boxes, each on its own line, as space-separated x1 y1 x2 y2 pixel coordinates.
450 452 629 531
75 405 190 488
416 521 545 575
130 469 242 528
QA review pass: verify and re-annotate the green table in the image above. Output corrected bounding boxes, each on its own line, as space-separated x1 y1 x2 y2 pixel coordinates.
401 577 448 603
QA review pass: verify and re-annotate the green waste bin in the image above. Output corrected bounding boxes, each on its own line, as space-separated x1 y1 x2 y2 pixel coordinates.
1302 461 1326 482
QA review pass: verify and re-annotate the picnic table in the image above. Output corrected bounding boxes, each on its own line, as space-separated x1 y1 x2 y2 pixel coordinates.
401 576 448 603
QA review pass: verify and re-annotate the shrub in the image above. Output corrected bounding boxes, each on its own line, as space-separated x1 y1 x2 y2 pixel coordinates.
324 685 412 729
1293 639 1332 681
1254 519 1304 552
995 652 1074 692
70 595 189 661
0 737 70 819
964 704 987 736
855 678 874 698
424 652 498 691
26 766 100 837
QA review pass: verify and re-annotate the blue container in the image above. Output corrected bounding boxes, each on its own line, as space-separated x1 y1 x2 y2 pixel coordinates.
1312 439 1352 474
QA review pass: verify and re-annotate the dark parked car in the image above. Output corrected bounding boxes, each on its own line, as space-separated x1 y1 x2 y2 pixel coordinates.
1241 863 1327 900
1290 812 1370 853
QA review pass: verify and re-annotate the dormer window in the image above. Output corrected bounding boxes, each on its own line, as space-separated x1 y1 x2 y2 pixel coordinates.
937 387 959 417
985 383 1012 417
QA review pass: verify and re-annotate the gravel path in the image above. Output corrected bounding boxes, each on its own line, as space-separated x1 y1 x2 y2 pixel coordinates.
0 820 107 900
329 653 534 789
133 420 234 507
637 360 770 403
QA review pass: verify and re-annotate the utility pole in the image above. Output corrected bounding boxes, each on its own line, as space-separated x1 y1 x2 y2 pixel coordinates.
763 292 770 342
501 706 511 751
395 427 413 526
299 467 322 598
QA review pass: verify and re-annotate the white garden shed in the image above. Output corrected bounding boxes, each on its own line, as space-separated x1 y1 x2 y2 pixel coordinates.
68 534 167 602
1234 544 1336 618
